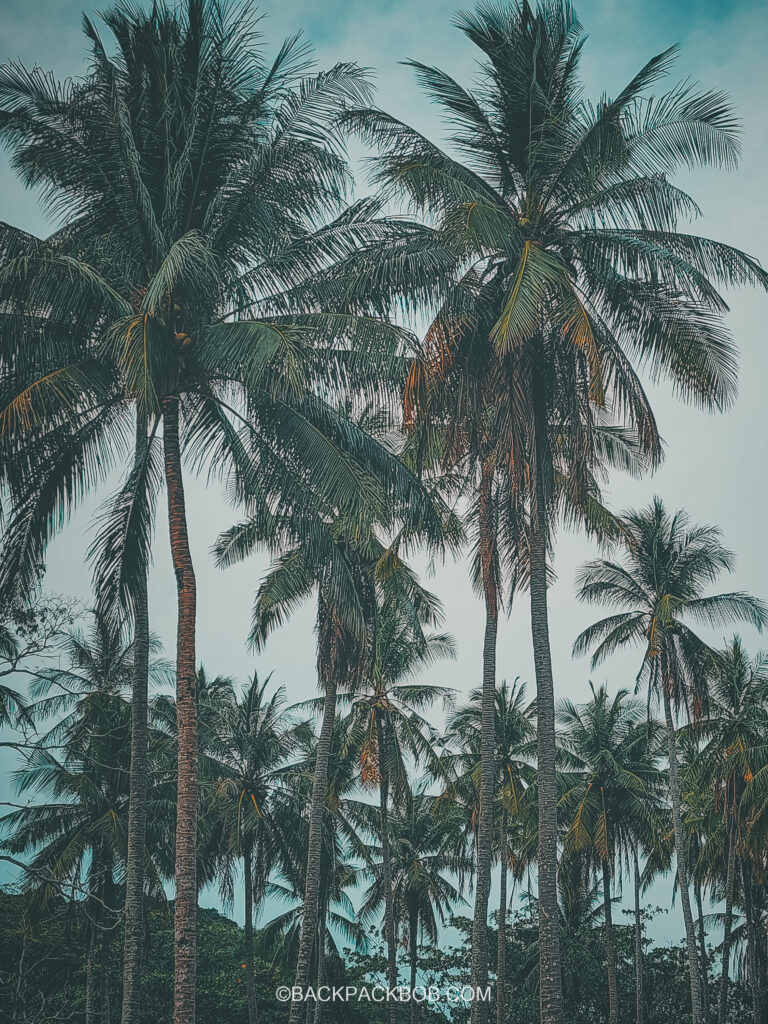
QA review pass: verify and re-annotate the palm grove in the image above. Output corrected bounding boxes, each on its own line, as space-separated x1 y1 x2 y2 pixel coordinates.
0 2 766 1023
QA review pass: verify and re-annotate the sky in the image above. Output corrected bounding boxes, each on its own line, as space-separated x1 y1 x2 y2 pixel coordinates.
2 0 768 947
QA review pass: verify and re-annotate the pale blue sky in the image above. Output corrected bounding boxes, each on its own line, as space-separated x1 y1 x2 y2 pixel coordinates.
2 0 768 945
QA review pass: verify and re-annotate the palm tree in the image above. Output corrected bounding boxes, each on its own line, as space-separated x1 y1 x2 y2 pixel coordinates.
0 5 418 1018
686 639 768 1024
346 597 455 1019
266 710 370 1021
336 6 768 1018
358 787 470 1024
443 679 536 1024
0 612 147 1024
150 666 248 899
573 499 768 1023
208 674 301 1024
216 506 444 1024
515 850 606 1016
558 684 667 1024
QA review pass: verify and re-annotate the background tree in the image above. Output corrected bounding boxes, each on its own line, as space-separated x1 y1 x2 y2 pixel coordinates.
207 673 302 1024
0 614 138 1023
558 684 667 1024
441 679 536 1024
358 787 470 1024
687 639 768 1024
347 594 455 1020
574 499 768 1023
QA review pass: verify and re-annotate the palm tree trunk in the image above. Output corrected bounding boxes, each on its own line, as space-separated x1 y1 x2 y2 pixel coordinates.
471 463 498 1024
695 877 710 1023
497 810 508 1024
661 685 704 1024
288 672 338 1024
409 906 418 1024
529 460 563 1024
602 859 618 1024
101 862 113 1024
86 919 98 1024
634 845 644 1024
376 712 399 1024
162 395 198 1024
741 858 760 1024
121 413 150 1024
87 847 104 1024
717 818 736 1024
313 913 326 1024
305 936 317 1024
101 930 111 1024
243 838 258 1024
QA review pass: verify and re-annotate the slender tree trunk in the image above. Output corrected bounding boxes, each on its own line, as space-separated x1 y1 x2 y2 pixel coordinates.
101 863 113 1024
409 906 418 1024
86 919 98 1024
121 413 150 1024
662 686 704 1024
377 713 399 1024
243 838 258 1024
305 935 317 1024
86 848 104 1024
288 672 338 1024
741 859 760 1024
313 908 326 1024
471 463 498 1024
497 810 508 1024
717 818 736 1024
529 460 563 1024
12 927 27 1024
163 396 198 1024
695 877 710 1023
101 930 111 1024
634 845 644 1024
602 860 619 1024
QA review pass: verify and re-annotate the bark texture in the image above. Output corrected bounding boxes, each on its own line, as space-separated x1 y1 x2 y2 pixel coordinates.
120 467 150 1024
634 846 644 1024
717 819 736 1024
377 713 399 1024
694 878 710 1023
163 396 199 1024
409 904 418 1024
742 859 760 1024
243 838 258 1024
530 470 563 1024
603 860 618 1024
470 465 498 1024
496 811 508 1024
662 686 704 1024
288 674 338 1024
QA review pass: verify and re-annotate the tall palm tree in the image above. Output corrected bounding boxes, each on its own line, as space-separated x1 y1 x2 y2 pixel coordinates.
558 684 667 1024
0 5 418 1019
336 6 768 1018
573 499 768 1023
216 506 445 1024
